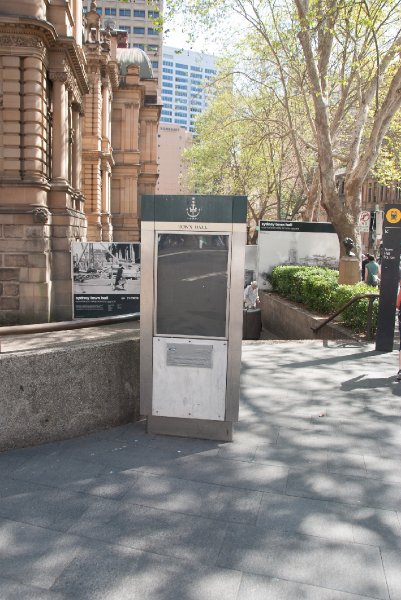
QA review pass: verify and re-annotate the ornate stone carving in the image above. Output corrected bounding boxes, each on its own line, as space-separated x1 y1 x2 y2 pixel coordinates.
32 207 50 224
49 70 69 84
49 65 82 106
0 34 44 49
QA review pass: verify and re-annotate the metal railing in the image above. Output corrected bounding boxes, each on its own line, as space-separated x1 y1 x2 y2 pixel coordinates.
311 294 379 340
0 313 140 352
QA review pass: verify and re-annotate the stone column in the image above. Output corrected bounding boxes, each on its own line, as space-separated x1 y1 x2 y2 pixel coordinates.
1 55 22 179
68 94 73 185
51 75 68 182
72 0 83 47
102 81 110 141
71 103 81 190
101 163 113 241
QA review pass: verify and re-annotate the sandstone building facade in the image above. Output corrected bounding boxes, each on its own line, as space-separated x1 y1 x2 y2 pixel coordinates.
0 0 160 324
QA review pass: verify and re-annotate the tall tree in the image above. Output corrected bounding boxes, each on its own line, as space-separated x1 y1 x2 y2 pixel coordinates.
167 0 401 256
185 78 309 241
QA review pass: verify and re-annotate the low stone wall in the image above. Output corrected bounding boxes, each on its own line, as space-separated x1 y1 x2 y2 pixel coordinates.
0 337 140 451
260 291 356 340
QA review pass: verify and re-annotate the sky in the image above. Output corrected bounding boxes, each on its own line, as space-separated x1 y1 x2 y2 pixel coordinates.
163 16 218 54
162 11 238 56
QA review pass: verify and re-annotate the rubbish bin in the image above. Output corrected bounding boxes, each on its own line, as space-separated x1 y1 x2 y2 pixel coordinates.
243 308 261 340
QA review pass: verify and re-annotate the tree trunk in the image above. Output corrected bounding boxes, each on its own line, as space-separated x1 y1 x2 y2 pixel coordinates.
301 170 320 221
323 177 362 259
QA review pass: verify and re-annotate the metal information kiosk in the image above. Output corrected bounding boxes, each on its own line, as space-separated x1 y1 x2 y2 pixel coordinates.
140 195 247 441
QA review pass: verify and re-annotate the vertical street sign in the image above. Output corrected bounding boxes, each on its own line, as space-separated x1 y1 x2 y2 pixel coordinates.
358 210 371 233
375 204 401 352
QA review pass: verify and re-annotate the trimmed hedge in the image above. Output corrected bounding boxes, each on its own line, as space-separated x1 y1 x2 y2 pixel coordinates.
271 266 379 333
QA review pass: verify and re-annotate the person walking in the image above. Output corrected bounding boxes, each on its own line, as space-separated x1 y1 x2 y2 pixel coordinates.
361 254 369 281
113 264 125 290
364 254 380 287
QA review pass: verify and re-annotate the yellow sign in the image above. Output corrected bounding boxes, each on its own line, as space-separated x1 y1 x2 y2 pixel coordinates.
386 208 401 223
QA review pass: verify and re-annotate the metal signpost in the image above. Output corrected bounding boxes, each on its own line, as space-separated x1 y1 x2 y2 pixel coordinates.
140 195 247 441
375 204 401 352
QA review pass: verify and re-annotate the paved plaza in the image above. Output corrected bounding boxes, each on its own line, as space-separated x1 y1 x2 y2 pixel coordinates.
1 339 401 599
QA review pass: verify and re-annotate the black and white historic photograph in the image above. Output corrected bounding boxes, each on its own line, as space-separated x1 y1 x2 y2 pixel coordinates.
257 221 340 290
71 242 140 318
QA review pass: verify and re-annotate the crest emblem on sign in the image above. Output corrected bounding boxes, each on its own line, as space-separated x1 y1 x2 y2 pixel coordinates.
186 197 201 220
386 208 401 224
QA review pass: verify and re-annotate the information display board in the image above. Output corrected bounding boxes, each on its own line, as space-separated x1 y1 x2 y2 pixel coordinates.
71 242 140 318
258 221 339 290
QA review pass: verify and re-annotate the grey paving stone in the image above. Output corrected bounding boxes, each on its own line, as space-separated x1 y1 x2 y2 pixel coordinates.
121 472 262 524
379 438 401 459
55 436 148 463
0 577 67 599
0 442 64 475
0 452 31 476
121 472 226 516
66 468 141 499
85 422 149 443
12 454 107 488
51 542 242 600
286 468 401 511
217 524 388 599
212 485 263 524
79 443 192 472
0 519 81 589
309 417 343 430
139 454 289 493
0 488 93 532
364 455 401 483
217 442 259 462
68 498 228 564
253 444 328 469
381 548 401 600
256 493 354 543
351 506 401 547
237 573 380 600
326 452 368 478
244 415 317 432
0 476 48 499
276 430 382 455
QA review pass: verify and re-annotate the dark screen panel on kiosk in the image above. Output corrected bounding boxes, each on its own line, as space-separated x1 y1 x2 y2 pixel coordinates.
156 234 229 337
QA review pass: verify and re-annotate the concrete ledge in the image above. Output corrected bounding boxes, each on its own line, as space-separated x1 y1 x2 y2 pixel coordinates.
0 337 140 451
260 291 357 341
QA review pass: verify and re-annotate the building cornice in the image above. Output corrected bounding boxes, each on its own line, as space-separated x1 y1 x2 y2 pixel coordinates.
0 19 89 96
0 17 57 48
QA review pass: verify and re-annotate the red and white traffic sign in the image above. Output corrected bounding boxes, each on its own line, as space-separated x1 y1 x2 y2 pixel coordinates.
358 211 371 232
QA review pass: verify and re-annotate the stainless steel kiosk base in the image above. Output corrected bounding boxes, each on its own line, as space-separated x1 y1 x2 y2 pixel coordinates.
140 194 247 442
147 416 233 442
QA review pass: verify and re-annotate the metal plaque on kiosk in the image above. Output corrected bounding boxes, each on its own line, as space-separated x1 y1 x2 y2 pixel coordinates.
140 195 247 441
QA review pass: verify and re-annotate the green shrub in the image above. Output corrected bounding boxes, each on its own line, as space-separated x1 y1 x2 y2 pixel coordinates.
271 266 379 334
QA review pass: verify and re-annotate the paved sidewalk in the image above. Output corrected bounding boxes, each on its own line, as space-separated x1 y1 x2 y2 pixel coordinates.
1 339 401 599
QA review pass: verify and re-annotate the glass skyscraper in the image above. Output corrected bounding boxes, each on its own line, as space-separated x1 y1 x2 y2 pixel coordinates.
161 46 217 133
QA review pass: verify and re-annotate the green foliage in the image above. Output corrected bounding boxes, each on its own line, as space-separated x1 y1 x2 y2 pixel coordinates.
185 71 311 235
166 0 401 247
271 266 379 333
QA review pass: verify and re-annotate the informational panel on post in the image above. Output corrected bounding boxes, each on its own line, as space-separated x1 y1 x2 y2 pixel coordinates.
71 242 140 318
375 205 401 352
